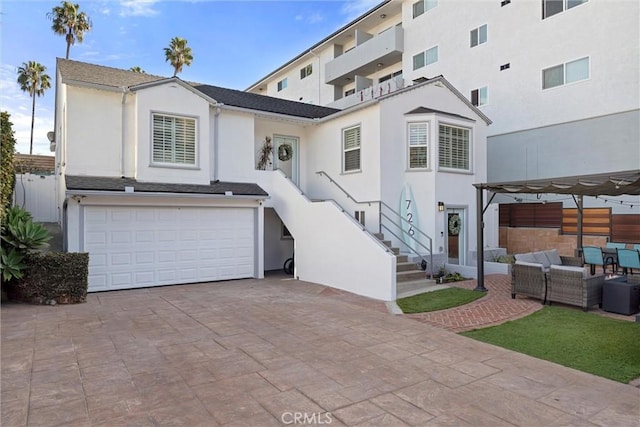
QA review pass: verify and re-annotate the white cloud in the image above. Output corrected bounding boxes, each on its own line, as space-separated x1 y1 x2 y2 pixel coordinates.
0 64 55 155
341 0 382 21
295 11 324 24
119 0 160 17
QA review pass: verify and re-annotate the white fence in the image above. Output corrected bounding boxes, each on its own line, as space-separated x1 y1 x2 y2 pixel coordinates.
13 173 58 222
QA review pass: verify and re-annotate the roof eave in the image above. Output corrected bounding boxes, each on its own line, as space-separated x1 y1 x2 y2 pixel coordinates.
65 189 270 200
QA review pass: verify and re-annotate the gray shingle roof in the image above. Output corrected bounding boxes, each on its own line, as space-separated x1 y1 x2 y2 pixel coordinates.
57 59 340 119
58 58 164 88
66 175 268 197
193 84 340 119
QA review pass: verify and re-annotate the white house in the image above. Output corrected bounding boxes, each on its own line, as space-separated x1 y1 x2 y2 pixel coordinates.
53 58 490 301
246 0 640 212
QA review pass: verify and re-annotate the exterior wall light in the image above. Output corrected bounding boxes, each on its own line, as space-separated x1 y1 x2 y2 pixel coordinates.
438 201 445 212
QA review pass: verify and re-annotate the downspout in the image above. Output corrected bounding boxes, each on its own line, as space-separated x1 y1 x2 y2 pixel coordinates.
120 87 129 177
213 106 221 181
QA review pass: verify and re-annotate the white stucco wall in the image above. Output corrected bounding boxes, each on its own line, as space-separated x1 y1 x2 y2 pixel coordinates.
134 83 212 184
64 86 122 177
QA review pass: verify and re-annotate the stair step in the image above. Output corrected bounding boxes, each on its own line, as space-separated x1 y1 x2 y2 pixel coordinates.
380 240 392 248
396 269 428 282
374 233 385 240
396 261 419 272
396 254 408 263
397 280 447 299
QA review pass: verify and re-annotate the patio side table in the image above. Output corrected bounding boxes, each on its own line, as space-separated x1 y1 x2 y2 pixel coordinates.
602 277 640 315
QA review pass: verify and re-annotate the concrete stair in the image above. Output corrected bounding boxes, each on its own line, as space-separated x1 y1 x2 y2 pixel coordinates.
375 233 439 298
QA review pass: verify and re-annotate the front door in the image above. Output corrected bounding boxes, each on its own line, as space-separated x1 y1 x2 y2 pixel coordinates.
446 208 465 265
274 135 299 185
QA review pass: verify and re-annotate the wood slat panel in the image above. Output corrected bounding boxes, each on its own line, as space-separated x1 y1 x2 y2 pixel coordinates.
611 214 640 243
562 207 611 236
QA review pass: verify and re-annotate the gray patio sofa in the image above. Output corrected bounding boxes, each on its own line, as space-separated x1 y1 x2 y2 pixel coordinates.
511 249 583 303
546 265 604 312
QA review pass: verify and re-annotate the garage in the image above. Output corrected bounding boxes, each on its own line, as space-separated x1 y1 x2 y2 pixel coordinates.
84 206 255 291
64 175 268 292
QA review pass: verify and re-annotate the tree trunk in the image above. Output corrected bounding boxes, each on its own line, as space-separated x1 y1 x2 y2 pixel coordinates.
29 91 36 155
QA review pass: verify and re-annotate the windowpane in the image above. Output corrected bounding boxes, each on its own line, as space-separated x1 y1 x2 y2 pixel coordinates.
565 57 589 83
470 29 478 47
439 125 469 170
412 0 424 18
471 89 479 106
343 126 361 172
479 24 487 44
479 86 488 105
543 0 564 18
567 0 587 9
413 52 425 70
425 46 438 65
152 114 196 165
543 64 564 89
408 122 428 169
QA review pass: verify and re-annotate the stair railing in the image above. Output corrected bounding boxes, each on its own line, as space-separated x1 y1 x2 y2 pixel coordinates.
316 171 434 277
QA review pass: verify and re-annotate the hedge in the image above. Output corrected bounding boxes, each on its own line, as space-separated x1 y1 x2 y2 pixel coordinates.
8 252 89 304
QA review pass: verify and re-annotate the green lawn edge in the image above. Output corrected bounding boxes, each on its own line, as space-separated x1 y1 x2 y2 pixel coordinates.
397 287 486 314
461 306 640 383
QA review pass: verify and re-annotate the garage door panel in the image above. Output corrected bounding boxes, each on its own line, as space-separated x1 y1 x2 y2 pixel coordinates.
85 206 255 291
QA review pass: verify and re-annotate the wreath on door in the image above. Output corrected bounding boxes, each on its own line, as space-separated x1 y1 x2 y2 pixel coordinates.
278 143 293 161
448 214 461 236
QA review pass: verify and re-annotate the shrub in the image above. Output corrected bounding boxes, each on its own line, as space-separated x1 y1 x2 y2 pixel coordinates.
0 205 51 282
0 111 17 223
8 252 89 304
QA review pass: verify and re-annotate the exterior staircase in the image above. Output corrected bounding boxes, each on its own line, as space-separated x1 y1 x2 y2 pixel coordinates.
374 233 442 299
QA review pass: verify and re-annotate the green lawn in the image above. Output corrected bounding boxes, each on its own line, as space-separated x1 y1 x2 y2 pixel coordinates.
397 287 486 314
461 306 640 383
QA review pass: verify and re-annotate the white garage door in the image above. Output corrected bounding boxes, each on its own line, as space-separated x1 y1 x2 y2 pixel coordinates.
84 206 255 291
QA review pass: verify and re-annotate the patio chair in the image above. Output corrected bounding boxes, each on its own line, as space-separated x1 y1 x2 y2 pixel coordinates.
546 265 604 312
617 248 640 275
605 242 627 249
582 246 615 275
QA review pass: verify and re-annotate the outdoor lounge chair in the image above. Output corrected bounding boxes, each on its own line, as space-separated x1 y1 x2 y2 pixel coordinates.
617 248 640 275
582 246 615 275
546 265 604 312
605 242 627 249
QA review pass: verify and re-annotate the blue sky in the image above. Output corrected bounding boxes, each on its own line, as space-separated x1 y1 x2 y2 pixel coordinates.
0 0 380 154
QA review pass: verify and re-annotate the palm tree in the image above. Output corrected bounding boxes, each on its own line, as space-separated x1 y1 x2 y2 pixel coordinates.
17 62 51 155
129 66 146 73
164 37 193 77
47 1 92 59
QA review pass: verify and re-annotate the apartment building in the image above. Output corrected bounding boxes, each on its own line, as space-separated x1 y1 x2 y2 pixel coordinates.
247 0 640 189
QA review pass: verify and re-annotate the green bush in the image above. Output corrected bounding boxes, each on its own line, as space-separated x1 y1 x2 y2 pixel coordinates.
8 252 89 304
0 111 16 224
1 206 51 282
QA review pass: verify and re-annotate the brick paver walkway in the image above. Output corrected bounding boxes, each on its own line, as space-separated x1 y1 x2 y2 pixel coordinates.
405 274 543 333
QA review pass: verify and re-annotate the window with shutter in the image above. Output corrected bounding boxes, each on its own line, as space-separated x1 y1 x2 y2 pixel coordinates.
152 114 196 165
408 122 428 169
439 124 470 171
343 126 361 172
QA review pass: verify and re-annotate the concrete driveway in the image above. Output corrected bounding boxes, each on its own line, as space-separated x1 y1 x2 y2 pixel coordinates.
2 274 639 426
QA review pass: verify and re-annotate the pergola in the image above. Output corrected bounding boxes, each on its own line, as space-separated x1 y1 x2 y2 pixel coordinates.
473 170 640 291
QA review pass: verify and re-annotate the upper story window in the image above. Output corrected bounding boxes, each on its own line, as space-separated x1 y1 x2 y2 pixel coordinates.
542 56 589 89
413 0 437 18
152 113 196 165
408 122 429 169
543 0 587 19
470 24 488 47
471 86 488 106
413 45 438 70
439 124 470 171
300 64 312 79
277 78 288 91
379 70 402 83
343 125 361 173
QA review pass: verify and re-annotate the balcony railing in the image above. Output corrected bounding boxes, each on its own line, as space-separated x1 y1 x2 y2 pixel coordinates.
328 76 405 110
325 26 404 86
